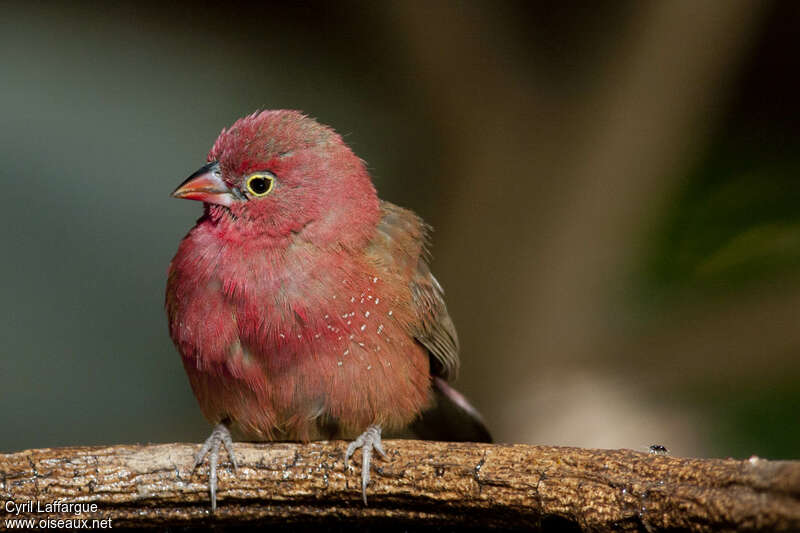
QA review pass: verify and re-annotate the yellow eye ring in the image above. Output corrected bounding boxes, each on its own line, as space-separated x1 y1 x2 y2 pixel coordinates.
245 173 275 197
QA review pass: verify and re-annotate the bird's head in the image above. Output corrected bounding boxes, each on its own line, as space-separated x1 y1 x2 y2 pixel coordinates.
173 110 380 246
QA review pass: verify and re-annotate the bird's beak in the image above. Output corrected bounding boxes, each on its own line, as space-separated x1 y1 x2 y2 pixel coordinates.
172 162 235 206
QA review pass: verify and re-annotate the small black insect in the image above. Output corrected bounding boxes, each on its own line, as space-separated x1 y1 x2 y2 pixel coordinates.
649 444 669 455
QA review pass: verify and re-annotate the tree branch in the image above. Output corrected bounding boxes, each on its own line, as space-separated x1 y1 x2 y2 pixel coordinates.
1 441 798 531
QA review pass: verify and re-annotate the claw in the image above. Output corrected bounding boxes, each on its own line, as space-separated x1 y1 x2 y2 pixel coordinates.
194 423 238 512
345 425 387 504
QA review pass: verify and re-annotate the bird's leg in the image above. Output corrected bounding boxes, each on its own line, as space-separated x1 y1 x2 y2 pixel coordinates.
193 422 238 512
344 424 388 504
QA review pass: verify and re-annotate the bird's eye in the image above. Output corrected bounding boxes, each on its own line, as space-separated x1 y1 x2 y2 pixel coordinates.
245 173 275 197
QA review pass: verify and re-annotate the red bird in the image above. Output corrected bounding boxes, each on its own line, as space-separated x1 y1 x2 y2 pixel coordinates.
167 110 490 509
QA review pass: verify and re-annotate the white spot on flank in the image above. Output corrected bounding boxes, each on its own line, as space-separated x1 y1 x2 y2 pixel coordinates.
365 311 370 318
374 298 380 304
347 320 352 325
279 333 285 338
324 314 329 319
360 324 366 331
297 334 302 339
358 342 365 347
377 324 384 334
373 277 378 283
343 349 350 356
350 297 355 303
314 333 320 338
349 334 354 340
367 365 372 370
388 310 393 316
360 298 365 304
337 361 343 367
367 295 373 300
342 313 348 318
332 295 337 299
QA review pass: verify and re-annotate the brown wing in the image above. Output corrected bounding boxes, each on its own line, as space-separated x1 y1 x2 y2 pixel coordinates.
369 202 491 442
368 201 460 381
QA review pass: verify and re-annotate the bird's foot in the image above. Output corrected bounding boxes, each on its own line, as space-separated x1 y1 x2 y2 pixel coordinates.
193 422 238 512
344 425 387 504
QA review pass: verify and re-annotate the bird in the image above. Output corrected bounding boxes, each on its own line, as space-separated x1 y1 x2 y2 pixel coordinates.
166 110 491 510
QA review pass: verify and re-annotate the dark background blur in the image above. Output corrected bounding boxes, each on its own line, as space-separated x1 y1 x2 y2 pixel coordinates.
2 1 798 460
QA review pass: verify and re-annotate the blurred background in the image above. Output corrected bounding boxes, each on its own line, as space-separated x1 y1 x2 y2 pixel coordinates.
1 0 798 460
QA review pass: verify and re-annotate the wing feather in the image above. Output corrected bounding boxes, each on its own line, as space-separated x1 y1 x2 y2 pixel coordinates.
368 201 460 381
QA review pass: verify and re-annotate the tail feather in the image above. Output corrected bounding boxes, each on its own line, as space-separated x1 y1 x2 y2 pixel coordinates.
407 377 492 443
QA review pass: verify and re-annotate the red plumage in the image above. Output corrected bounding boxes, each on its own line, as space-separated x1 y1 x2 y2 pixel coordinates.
166 110 489 507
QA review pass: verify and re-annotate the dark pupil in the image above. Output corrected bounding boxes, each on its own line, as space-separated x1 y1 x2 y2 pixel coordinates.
250 177 269 194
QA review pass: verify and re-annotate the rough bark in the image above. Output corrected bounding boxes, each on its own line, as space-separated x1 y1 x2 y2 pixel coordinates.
1 441 798 531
